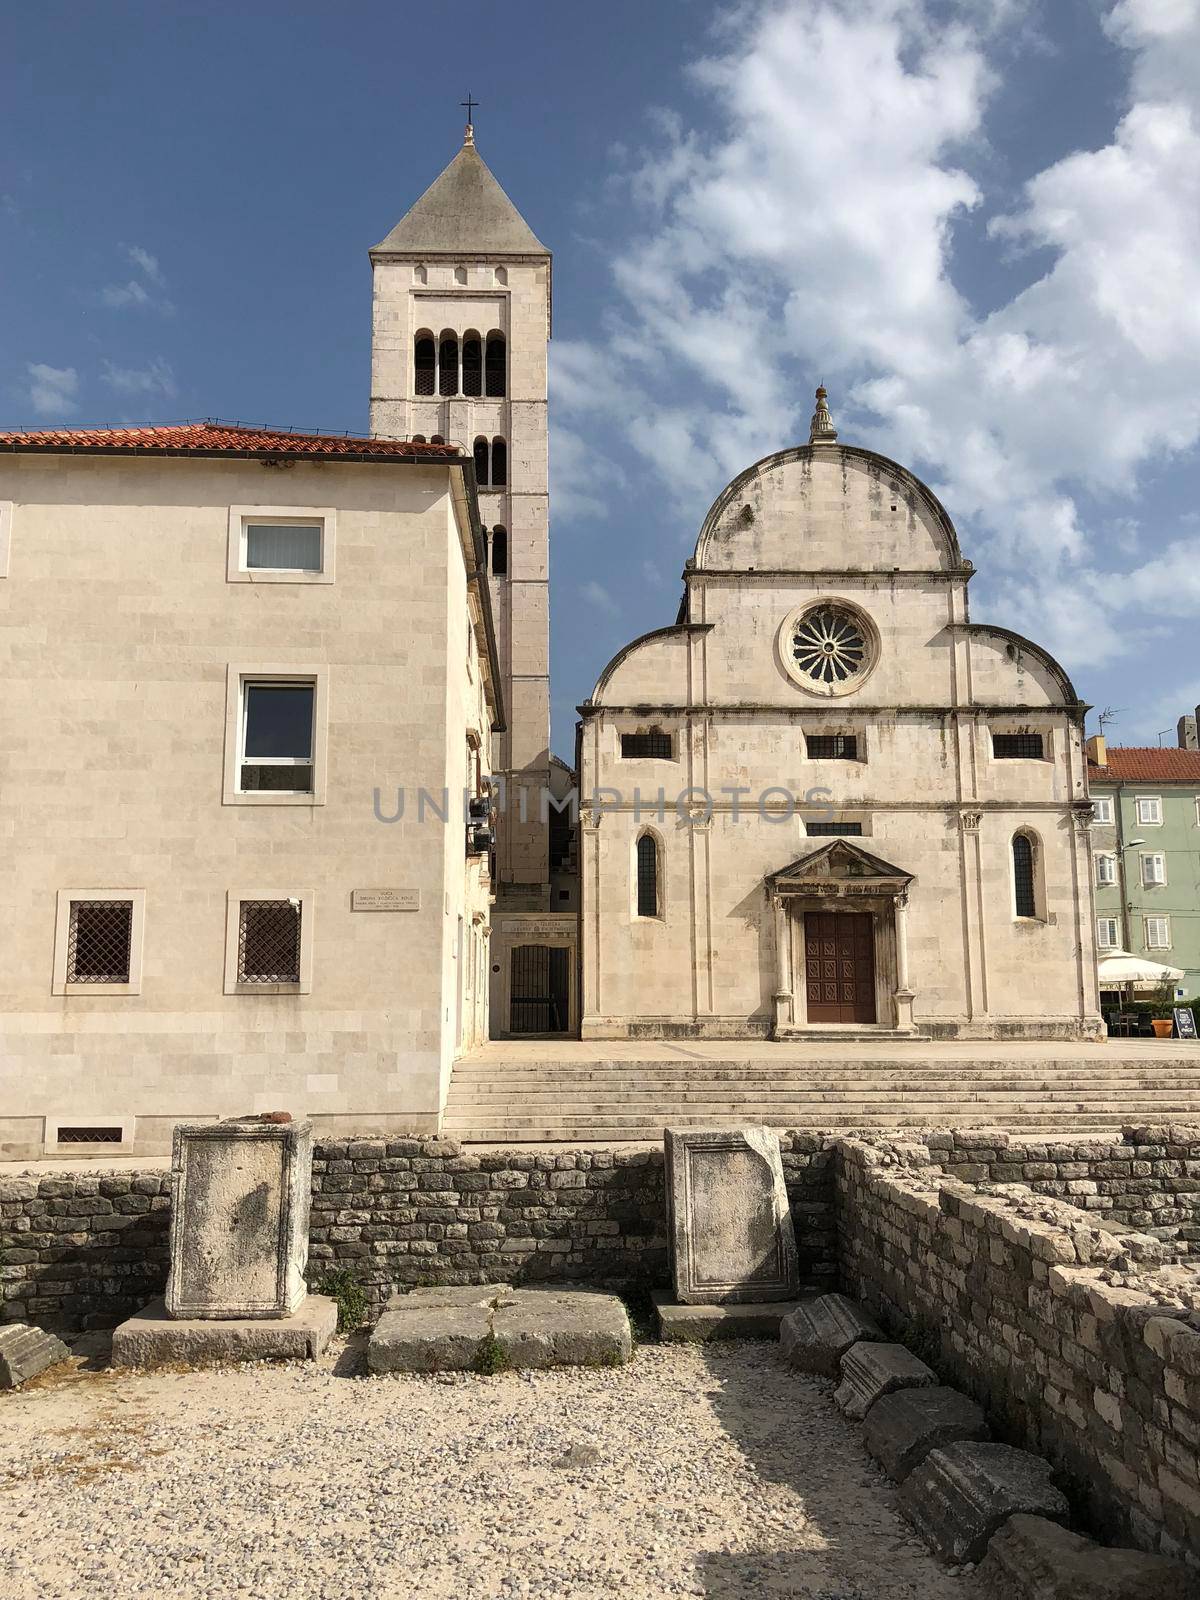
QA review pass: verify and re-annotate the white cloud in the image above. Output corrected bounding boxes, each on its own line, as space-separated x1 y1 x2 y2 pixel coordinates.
98 243 173 313
100 357 177 399
581 579 621 617
556 0 1200 687
26 363 79 417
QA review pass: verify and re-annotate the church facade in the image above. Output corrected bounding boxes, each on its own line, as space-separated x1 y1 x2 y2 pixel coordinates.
577 394 1103 1041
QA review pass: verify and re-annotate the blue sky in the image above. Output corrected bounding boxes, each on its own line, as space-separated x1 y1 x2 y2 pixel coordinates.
5 0 1200 761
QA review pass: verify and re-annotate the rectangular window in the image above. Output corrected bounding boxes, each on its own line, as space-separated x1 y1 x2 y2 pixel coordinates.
224 665 327 806
1142 852 1166 886
1094 854 1117 886
246 523 322 572
621 731 673 759
224 890 313 994
241 682 315 792
993 733 1044 759
1136 795 1163 825
1092 796 1113 824
1195 797 1200 827
1096 917 1119 950
227 506 335 584
52 889 146 996
807 821 864 836
1145 915 1171 950
238 900 302 984
806 734 858 760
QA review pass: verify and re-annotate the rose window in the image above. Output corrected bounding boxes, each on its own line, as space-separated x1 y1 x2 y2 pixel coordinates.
791 606 868 685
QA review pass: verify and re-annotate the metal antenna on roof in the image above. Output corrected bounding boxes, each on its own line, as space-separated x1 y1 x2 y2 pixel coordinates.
461 94 478 146
1097 706 1124 736
1156 728 1172 746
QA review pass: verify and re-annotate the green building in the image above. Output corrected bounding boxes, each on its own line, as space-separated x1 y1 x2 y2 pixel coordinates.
1086 736 1200 1000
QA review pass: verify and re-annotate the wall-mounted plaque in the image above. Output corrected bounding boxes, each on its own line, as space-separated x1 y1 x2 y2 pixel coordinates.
352 889 421 912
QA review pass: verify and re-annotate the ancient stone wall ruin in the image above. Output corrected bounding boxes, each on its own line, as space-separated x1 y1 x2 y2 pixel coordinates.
838 1134 1200 1564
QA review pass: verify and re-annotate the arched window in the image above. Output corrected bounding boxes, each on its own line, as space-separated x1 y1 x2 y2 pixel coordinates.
430 434 445 445
462 332 483 397
414 333 435 396
438 330 459 397
485 332 506 397
473 436 489 486
636 833 660 918
491 437 507 486
1012 833 1037 918
454 265 467 285
491 526 508 575
413 264 427 285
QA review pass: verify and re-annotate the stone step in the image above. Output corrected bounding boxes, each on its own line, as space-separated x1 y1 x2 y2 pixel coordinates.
450 1065 1200 1084
453 1080 1200 1100
444 1107 1200 1135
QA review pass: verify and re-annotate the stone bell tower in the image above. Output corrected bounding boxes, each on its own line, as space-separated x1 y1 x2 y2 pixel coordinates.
370 121 569 1035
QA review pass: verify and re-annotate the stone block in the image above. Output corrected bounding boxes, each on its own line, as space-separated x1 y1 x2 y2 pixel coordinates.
0 1322 71 1388
367 1284 632 1375
664 1126 798 1304
835 1340 937 1420
653 1292 808 1342
978 1514 1196 1600
110 1295 336 1367
899 1443 1069 1564
864 1385 991 1481
166 1117 313 1320
779 1293 884 1378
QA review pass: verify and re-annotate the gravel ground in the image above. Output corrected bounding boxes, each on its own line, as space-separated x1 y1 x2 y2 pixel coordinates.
0 1338 982 1600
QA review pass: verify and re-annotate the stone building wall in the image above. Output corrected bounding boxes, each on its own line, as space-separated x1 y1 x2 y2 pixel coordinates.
0 1133 837 1330
924 1126 1200 1249
838 1135 1200 1563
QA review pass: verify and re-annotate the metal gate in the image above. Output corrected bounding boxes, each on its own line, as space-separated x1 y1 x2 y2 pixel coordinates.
509 944 569 1034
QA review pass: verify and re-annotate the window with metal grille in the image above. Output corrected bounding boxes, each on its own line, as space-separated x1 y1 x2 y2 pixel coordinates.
414 333 436 395
621 731 673 759
438 330 459 396
485 332 506 397
993 733 1044 759
67 900 133 983
56 1126 122 1144
237 900 302 984
636 834 659 918
1096 917 1119 950
806 734 857 760
1012 834 1037 917
462 332 483 397
240 682 314 793
807 821 863 836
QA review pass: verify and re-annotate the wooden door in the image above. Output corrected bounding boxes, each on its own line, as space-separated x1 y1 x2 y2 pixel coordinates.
803 911 876 1024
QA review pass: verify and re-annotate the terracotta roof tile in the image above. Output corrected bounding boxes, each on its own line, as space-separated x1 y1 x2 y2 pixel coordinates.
0 421 462 461
1087 747 1200 782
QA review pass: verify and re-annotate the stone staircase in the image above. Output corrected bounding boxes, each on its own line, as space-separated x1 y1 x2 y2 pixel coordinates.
442 1043 1200 1143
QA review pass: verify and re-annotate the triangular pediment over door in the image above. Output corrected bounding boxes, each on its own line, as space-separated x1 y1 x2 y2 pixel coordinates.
766 840 914 896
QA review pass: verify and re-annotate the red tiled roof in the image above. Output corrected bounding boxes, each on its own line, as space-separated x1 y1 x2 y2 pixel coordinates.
0 421 462 461
1087 747 1200 782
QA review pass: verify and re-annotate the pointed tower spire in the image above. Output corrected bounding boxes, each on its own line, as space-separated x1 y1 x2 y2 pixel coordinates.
809 384 838 445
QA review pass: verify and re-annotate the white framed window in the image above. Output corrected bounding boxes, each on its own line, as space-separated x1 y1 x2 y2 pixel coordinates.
1135 795 1163 826
1094 853 1117 886
0 500 11 579
52 889 146 996
1096 917 1120 950
1092 796 1114 824
1141 852 1166 887
223 665 328 806
1145 915 1172 950
223 889 314 995
1194 796 1200 827
227 506 335 584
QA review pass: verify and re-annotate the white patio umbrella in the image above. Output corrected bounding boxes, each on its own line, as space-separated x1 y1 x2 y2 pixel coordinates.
1097 951 1184 987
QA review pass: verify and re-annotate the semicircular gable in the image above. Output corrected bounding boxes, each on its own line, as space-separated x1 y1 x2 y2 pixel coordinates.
590 624 711 706
694 444 963 574
965 624 1082 709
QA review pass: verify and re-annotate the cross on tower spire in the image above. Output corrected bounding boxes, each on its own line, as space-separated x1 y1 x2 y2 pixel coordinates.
461 94 478 146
